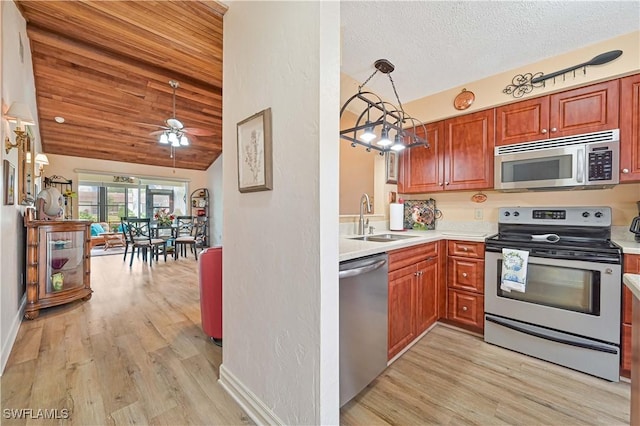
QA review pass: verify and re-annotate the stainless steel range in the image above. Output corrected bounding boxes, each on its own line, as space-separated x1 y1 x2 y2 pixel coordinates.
484 206 622 381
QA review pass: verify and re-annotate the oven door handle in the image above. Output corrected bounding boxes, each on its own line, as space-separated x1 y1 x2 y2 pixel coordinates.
530 233 560 243
485 316 618 354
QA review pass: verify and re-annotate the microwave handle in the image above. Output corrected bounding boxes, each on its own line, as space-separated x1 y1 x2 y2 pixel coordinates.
576 148 584 183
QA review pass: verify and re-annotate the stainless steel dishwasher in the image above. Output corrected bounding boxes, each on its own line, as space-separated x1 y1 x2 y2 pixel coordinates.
339 253 388 407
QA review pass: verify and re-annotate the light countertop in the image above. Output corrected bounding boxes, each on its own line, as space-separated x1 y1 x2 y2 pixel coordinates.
339 227 640 262
624 273 640 301
339 230 493 262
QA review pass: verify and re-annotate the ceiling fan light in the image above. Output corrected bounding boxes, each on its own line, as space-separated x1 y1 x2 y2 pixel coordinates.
168 132 179 146
159 133 169 144
180 135 189 146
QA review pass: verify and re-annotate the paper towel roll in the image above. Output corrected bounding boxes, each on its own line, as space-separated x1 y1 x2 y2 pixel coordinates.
389 203 404 231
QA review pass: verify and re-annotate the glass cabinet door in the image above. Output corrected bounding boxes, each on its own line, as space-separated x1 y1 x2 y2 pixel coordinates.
41 228 86 295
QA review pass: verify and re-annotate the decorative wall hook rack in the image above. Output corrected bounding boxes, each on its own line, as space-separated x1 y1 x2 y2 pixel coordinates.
503 50 623 98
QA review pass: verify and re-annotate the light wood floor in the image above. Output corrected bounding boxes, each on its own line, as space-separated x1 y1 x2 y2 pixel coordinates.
1 253 249 425
341 325 631 425
2 254 632 425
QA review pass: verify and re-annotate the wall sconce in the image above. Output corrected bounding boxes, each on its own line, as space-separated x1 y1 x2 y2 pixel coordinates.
34 153 49 177
4 101 35 153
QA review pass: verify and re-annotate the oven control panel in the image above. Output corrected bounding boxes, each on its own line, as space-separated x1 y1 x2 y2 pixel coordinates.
499 207 611 226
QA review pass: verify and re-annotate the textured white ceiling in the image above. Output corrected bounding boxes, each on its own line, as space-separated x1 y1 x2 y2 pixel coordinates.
341 1 640 103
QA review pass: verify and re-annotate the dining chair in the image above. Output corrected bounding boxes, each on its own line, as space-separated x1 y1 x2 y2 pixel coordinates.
173 216 201 260
124 218 167 267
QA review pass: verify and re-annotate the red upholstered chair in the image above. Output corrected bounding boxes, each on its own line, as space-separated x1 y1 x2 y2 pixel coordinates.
198 247 222 345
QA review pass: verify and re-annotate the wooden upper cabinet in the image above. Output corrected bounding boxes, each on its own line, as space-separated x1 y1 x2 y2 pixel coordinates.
496 80 619 146
398 122 444 193
399 111 494 193
620 73 640 182
550 80 619 136
443 109 495 191
496 96 550 145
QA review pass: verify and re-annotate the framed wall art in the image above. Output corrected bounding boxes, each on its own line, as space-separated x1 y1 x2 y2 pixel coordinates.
4 159 15 205
385 151 399 184
237 108 273 193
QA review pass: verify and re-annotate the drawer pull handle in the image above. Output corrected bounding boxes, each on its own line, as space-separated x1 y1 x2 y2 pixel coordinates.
462 306 468 312
462 247 468 251
462 272 468 278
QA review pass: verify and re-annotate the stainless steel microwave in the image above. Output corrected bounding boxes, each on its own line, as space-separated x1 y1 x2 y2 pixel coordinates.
494 129 620 191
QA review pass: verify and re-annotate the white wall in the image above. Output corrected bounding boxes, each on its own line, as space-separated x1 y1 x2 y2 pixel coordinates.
220 2 340 424
207 154 223 246
1 1 40 374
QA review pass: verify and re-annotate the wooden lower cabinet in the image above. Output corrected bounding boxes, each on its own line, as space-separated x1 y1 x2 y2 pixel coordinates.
387 242 439 360
446 240 485 332
447 289 484 329
622 254 640 377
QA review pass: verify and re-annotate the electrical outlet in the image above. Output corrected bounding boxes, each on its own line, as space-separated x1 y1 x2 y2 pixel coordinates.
474 209 483 220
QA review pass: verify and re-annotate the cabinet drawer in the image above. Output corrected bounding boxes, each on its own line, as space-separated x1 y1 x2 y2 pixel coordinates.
447 289 484 331
448 258 484 293
388 242 438 272
448 240 484 258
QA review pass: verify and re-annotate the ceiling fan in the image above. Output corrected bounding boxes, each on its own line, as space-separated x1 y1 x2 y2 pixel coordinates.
140 80 214 149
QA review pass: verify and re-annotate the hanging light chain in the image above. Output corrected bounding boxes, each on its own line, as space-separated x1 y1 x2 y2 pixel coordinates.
357 69 380 92
387 73 406 120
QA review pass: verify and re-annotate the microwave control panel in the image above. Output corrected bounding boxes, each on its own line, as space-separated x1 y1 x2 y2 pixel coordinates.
588 148 613 181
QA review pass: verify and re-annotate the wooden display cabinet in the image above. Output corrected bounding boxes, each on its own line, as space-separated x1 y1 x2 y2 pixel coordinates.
25 220 92 319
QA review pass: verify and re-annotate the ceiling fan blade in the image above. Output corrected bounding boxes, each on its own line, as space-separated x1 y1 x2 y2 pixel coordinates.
134 121 167 129
149 130 165 136
183 127 215 136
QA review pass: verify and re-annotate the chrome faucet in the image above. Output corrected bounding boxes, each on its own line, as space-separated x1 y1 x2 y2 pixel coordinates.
358 193 372 235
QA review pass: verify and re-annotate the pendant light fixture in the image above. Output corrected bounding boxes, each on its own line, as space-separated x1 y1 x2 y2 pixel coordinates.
340 59 428 154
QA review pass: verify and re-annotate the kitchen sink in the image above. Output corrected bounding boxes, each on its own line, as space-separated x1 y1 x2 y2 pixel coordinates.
349 233 418 243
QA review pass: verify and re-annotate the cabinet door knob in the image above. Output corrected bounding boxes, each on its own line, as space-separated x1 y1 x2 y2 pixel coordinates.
551 127 557 132
445 181 450 186
414 272 419 277
622 168 630 174
439 182 443 186
541 128 548 134
462 272 468 278
462 306 468 312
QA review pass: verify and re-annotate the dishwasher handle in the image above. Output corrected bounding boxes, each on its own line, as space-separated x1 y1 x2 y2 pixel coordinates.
339 259 387 279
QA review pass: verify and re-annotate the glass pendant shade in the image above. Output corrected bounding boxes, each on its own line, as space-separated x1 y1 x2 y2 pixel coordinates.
359 121 376 143
159 133 169 144
180 135 189 146
390 134 406 151
377 127 392 147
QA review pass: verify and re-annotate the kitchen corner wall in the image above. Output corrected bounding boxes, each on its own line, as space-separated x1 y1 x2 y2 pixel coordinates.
403 184 640 227
206 154 222 247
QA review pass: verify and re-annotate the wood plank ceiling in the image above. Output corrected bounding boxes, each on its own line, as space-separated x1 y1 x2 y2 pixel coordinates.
16 1 225 171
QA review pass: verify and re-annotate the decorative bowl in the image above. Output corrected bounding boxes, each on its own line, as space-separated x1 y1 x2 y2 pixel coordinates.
51 257 69 270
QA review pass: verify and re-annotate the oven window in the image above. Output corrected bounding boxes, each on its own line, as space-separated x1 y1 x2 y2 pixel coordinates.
496 261 600 315
501 154 572 182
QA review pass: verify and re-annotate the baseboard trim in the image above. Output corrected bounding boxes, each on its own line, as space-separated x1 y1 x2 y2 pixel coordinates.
1 295 26 376
219 363 284 426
